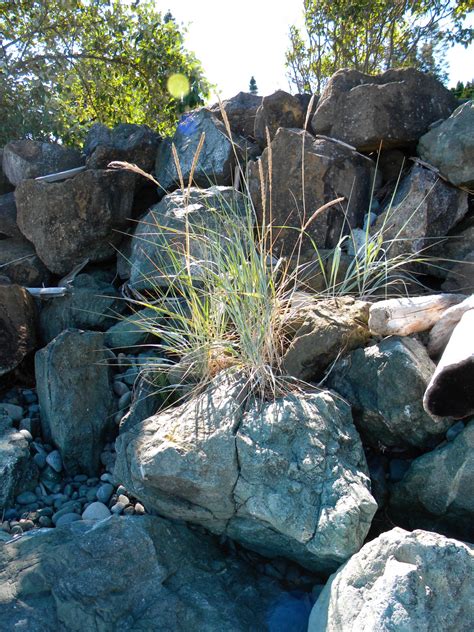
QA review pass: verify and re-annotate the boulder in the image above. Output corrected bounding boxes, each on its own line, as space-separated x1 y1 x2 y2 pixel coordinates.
15 169 135 275
0 283 37 376
2 139 84 186
84 122 161 172
115 371 377 574
0 515 284 631
118 368 166 433
0 238 50 287
209 91 262 139
374 165 468 260
308 528 474 632
418 100 474 189
282 297 370 381
0 148 13 194
0 420 38 510
312 68 457 151
127 186 247 290
35 330 115 475
248 128 378 258
254 90 307 146
327 336 453 450
389 420 474 541
442 250 474 294
0 193 20 238
104 306 157 350
39 272 125 344
155 109 241 192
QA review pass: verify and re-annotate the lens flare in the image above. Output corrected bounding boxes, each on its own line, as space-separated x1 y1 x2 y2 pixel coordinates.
167 74 190 99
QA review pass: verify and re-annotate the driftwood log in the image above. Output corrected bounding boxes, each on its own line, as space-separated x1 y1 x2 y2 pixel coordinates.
35 166 86 183
423 309 474 419
428 295 474 357
368 294 466 337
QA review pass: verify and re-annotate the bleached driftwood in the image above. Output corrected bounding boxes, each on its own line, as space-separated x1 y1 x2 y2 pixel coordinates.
25 287 69 298
368 294 466 337
35 166 86 183
428 295 474 357
423 309 474 419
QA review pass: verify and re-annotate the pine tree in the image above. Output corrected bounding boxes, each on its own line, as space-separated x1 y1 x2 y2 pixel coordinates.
249 76 258 95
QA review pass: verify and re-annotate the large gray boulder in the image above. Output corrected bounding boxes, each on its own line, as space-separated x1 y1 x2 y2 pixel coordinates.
127 186 247 290
253 90 307 146
115 372 377 574
248 128 378 258
35 330 115 475
389 420 474 541
2 139 84 186
209 91 262 139
0 418 38 510
15 169 135 275
418 101 474 189
0 283 37 376
308 528 474 632
312 68 457 151
0 238 50 287
0 515 284 631
327 336 453 450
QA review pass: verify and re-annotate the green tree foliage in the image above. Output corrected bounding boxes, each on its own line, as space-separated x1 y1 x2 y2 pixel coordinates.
451 79 474 99
0 0 211 145
249 76 258 95
286 1 473 93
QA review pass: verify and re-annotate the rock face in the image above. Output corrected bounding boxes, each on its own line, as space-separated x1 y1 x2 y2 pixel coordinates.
418 101 474 189
127 186 246 290
312 68 457 151
254 90 306 146
0 192 20 238
248 128 377 258
0 420 38 510
2 139 84 185
0 149 13 194
15 169 135 275
327 336 452 450
0 238 50 286
84 122 161 171
374 165 468 260
308 528 474 632
282 297 371 381
0 283 37 376
115 372 377 573
209 91 262 139
390 421 474 541
0 515 284 631
104 307 157 350
35 330 115 475
155 109 239 191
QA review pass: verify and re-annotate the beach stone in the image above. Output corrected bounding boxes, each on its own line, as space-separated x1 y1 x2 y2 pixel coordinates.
16 491 37 505
0 403 23 422
46 450 63 473
96 483 115 504
55 513 82 527
104 307 157 350
82 501 111 521
0 283 37 377
0 237 51 287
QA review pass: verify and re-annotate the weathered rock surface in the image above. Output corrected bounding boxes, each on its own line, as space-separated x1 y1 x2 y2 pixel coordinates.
248 128 378 258
155 109 240 191
127 186 246 290
0 238 50 287
84 122 161 172
0 193 20 238
104 306 157 350
0 515 284 631
374 165 468 260
312 68 457 151
0 149 13 194
118 369 165 433
282 297 370 381
209 91 262 139
0 419 38 510
418 100 474 189
115 372 377 573
254 90 306 146
35 330 115 475
442 250 474 294
327 336 453 450
2 139 84 186
0 283 37 376
15 169 135 275
308 528 474 632
390 420 474 541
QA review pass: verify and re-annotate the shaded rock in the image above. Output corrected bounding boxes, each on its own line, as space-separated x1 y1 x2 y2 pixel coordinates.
209 91 262 139
0 515 284 631
104 307 157 350
0 149 13 194
308 528 474 632
374 165 468 260
2 139 84 186
82 501 111 521
155 109 240 192
282 297 370 381
39 272 125 344
0 422 38 510
127 186 246 290
0 283 37 376
0 237 51 286
254 90 307 146
389 420 474 541
312 68 457 151
35 330 115 475
378 149 408 183
84 122 161 172
442 250 474 294
248 128 378 258
15 169 135 275
119 369 166 433
418 101 474 189
0 193 20 238
115 372 377 574
327 336 453 450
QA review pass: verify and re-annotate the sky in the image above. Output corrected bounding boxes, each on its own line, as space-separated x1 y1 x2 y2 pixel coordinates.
160 0 473 101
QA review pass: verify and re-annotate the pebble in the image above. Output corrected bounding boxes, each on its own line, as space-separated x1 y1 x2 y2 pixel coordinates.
114 411 124 426
33 453 47 469
4 508 17 520
38 516 53 528
0 403 23 422
46 450 63 472
134 503 145 515
86 487 99 502
117 494 130 506
53 504 81 525
22 390 37 404
37 507 53 517
118 391 132 410
113 381 130 397
18 429 33 442
87 477 99 486
16 491 37 505
63 484 73 497
110 502 126 515
116 485 127 496
96 483 114 504
74 474 88 483
10 525 23 536
100 473 114 484
56 513 82 527
82 502 111 521
19 519 35 531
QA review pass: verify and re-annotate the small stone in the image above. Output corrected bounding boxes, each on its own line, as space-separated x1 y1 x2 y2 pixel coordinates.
100 472 114 483
10 525 23 536
117 494 130 506
46 450 63 472
18 429 33 442
16 491 37 505
123 506 135 515
38 516 53 528
82 501 111 521
116 485 127 496
19 519 35 531
114 411 124 426
0 403 23 422
63 484 73 497
55 513 82 527
37 507 53 517
134 502 145 515
33 453 47 469
86 487 99 502
87 477 99 486
110 502 126 514
4 508 17 520
113 381 130 397
96 483 114 504
22 390 37 404
118 391 132 410
74 474 88 482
